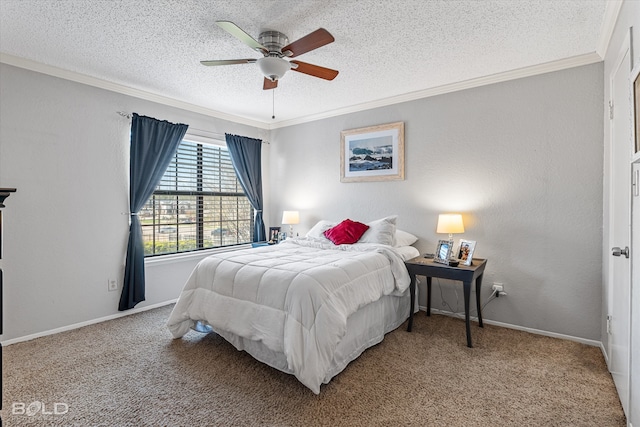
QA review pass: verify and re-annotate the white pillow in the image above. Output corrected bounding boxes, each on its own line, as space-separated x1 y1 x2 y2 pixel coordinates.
358 215 397 245
305 220 336 240
394 229 418 247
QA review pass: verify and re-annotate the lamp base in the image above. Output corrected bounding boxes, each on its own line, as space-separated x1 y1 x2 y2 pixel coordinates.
448 235 456 259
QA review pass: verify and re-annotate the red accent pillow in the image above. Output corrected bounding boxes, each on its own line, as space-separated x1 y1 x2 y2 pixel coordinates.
324 219 370 245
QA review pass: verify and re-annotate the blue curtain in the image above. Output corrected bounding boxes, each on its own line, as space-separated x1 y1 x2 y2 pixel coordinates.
119 114 188 311
225 134 266 242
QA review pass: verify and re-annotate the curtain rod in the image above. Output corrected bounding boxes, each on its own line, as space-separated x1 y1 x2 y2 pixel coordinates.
116 111 269 144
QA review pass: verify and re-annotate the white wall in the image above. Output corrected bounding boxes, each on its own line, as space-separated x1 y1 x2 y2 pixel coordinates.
0 63 267 341
269 63 604 340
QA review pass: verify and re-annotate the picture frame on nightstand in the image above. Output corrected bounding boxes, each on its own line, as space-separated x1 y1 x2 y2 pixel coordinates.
434 239 453 264
268 227 281 244
457 239 476 266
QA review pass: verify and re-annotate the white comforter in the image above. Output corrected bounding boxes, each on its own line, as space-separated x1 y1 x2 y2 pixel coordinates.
166 238 410 394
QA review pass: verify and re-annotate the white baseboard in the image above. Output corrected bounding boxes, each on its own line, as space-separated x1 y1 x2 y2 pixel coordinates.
1 299 177 346
424 306 602 348
599 341 609 365
3 301 604 349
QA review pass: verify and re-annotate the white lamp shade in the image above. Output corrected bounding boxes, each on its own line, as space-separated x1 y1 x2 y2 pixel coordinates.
281 210 300 225
258 57 291 81
436 214 465 234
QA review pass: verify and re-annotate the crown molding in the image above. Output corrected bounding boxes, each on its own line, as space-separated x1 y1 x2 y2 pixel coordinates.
2 50 603 132
596 0 624 59
271 52 603 129
0 53 271 130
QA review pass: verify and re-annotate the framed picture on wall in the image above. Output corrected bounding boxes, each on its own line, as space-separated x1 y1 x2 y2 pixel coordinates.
456 239 476 266
632 61 640 153
340 122 404 183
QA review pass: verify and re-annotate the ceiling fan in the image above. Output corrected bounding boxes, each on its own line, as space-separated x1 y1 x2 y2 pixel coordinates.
201 21 339 90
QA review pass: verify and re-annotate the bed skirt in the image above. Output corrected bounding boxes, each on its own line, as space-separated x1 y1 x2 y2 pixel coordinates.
210 288 411 389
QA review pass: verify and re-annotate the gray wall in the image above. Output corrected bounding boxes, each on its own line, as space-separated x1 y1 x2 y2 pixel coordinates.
0 63 267 341
0 60 604 343
269 63 604 340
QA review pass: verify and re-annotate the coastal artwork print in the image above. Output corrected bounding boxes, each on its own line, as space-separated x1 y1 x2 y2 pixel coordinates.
340 122 404 182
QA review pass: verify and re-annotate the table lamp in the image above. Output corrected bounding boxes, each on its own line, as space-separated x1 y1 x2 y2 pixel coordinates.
436 214 464 260
281 210 300 238
436 214 465 241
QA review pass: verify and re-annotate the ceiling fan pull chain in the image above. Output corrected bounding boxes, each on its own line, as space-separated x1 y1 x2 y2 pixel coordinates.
272 89 275 119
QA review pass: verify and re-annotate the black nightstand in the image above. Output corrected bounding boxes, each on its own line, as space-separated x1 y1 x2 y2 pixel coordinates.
405 256 488 348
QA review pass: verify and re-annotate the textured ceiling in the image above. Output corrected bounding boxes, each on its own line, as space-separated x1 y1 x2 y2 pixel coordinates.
0 0 609 127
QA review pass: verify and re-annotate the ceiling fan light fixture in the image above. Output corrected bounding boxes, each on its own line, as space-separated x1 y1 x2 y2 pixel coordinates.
257 57 290 81
204 22 337 90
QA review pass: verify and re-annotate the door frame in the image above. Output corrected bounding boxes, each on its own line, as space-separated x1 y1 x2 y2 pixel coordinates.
629 53 640 427
631 159 640 427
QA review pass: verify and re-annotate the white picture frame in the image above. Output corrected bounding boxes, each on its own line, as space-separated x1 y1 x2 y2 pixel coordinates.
456 239 476 266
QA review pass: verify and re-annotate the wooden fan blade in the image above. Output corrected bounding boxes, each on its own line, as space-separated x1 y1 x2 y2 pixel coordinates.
200 59 257 66
281 28 334 58
290 60 339 80
216 21 268 54
263 78 278 90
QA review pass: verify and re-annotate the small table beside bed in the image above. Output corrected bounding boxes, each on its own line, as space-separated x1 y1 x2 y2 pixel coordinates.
404 256 488 348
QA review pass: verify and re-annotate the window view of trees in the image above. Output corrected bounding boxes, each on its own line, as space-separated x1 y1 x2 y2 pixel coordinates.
140 140 253 256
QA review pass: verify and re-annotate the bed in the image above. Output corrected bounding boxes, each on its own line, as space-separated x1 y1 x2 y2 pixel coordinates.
167 216 419 394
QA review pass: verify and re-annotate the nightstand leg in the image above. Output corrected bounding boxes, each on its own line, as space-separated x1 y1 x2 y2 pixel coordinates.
463 280 473 348
426 277 432 316
407 273 416 332
476 274 484 328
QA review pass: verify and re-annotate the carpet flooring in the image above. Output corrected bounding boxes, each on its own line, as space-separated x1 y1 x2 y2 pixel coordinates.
0 304 626 426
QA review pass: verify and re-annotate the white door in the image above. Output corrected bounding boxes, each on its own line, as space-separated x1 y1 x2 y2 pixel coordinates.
631 161 640 426
608 35 632 418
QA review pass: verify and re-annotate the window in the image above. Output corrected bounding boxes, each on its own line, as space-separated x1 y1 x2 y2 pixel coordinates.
140 138 253 256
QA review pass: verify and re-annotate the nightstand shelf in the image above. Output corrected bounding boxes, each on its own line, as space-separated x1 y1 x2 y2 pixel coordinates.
405 256 488 348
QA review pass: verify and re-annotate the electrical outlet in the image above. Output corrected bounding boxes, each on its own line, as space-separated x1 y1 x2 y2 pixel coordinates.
492 282 507 297
108 279 118 292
